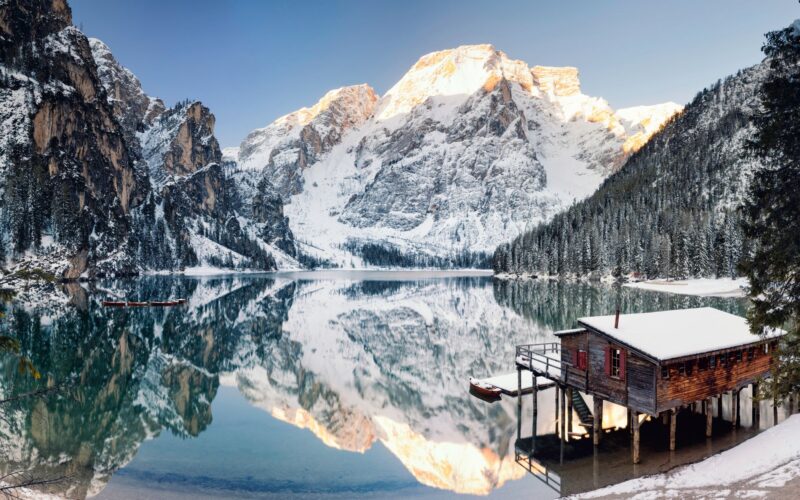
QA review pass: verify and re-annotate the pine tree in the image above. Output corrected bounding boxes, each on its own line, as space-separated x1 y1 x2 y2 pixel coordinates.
741 22 800 401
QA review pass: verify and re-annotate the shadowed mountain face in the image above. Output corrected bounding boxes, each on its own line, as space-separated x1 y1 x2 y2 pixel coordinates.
0 274 746 498
0 0 296 280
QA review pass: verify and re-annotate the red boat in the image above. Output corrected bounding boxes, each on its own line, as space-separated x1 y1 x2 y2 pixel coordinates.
102 301 126 307
126 301 148 307
469 377 501 398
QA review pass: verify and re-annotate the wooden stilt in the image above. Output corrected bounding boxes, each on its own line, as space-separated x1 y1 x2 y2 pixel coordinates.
554 386 559 438
733 390 740 428
632 411 641 464
752 382 760 428
773 394 779 425
531 383 538 454
593 397 603 446
516 369 522 439
560 385 567 442
706 397 713 437
560 385 566 464
566 387 573 441
661 411 669 425
669 408 677 451
717 394 722 419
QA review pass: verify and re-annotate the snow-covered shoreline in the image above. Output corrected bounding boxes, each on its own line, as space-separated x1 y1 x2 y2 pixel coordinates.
624 277 749 297
574 414 800 499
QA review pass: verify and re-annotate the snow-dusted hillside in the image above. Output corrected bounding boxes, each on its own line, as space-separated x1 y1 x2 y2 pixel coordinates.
0 0 299 280
231 45 682 266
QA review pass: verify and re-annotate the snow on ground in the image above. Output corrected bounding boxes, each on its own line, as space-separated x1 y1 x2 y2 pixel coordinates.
624 277 748 297
574 414 800 499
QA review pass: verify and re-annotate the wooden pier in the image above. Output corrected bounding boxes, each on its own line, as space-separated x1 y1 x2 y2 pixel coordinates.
515 307 784 464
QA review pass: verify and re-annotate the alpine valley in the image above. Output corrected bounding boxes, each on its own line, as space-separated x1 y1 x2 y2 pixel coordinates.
0 0 682 282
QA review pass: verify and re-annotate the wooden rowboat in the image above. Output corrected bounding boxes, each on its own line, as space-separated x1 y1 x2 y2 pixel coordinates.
469 377 501 398
149 300 180 307
101 301 126 307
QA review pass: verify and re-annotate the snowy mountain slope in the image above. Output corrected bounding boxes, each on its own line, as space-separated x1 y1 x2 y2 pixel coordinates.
494 63 766 278
231 45 681 266
0 0 299 280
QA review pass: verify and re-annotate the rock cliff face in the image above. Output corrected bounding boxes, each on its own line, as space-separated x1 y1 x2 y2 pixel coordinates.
237 84 378 198
0 0 296 278
230 44 682 266
0 0 146 278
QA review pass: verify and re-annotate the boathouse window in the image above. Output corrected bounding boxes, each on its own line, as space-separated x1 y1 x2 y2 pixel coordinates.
686 361 694 375
748 347 755 361
699 357 708 370
661 366 669 379
678 363 685 376
709 355 716 369
720 353 728 367
606 347 624 379
736 350 743 362
764 343 769 354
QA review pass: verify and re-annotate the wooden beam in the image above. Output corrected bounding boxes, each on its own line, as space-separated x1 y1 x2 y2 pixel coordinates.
593 397 603 446
733 390 739 428
517 369 522 439
566 388 573 441
773 394 779 425
706 397 713 437
752 382 760 428
560 386 566 463
632 411 641 464
669 408 677 451
554 386 559 438
560 385 567 443
531 382 538 454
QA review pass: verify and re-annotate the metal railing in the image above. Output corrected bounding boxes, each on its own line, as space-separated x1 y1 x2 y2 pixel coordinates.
516 342 587 388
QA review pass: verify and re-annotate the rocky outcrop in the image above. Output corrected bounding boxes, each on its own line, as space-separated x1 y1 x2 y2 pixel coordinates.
89 38 164 141
237 84 378 198
531 65 581 96
0 0 297 279
0 0 147 278
134 101 295 271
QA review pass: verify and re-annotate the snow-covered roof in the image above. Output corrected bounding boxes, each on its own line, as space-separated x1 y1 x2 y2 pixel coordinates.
577 307 784 361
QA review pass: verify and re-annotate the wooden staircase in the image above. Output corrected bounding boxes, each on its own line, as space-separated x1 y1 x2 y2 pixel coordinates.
572 390 594 429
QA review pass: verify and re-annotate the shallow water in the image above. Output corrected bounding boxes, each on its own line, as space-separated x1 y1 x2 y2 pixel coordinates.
0 272 768 498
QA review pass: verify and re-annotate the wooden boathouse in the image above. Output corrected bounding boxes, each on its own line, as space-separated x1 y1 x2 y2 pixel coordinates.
516 307 785 463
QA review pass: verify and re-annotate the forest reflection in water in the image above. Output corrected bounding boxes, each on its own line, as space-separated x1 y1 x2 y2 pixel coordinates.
0 273 746 498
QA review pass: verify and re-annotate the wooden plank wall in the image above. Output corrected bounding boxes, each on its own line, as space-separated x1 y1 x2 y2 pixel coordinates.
560 333 589 391
587 334 627 405
627 354 656 415
657 343 773 412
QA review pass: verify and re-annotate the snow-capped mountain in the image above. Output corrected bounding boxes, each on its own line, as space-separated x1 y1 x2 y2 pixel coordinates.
230 44 682 266
0 0 297 279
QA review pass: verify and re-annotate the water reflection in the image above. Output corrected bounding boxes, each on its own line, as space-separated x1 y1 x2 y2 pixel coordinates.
0 274 748 498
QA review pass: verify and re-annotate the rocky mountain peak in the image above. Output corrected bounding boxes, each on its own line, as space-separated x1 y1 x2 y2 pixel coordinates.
0 0 72 61
89 37 164 140
375 44 534 122
531 65 580 96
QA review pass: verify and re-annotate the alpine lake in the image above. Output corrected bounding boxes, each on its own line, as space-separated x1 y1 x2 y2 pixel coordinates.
0 271 785 499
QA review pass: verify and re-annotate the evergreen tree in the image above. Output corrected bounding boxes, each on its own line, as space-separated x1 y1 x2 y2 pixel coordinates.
741 22 800 401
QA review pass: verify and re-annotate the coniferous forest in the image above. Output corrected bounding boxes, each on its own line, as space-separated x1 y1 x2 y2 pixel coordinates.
493 64 766 280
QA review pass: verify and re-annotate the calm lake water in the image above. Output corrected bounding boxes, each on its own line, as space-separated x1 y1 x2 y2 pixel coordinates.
0 271 763 499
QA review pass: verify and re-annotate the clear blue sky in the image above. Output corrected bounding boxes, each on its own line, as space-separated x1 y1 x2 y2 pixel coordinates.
71 0 798 148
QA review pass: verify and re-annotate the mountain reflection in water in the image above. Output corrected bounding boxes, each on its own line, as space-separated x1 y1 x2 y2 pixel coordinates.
0 272 745 498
